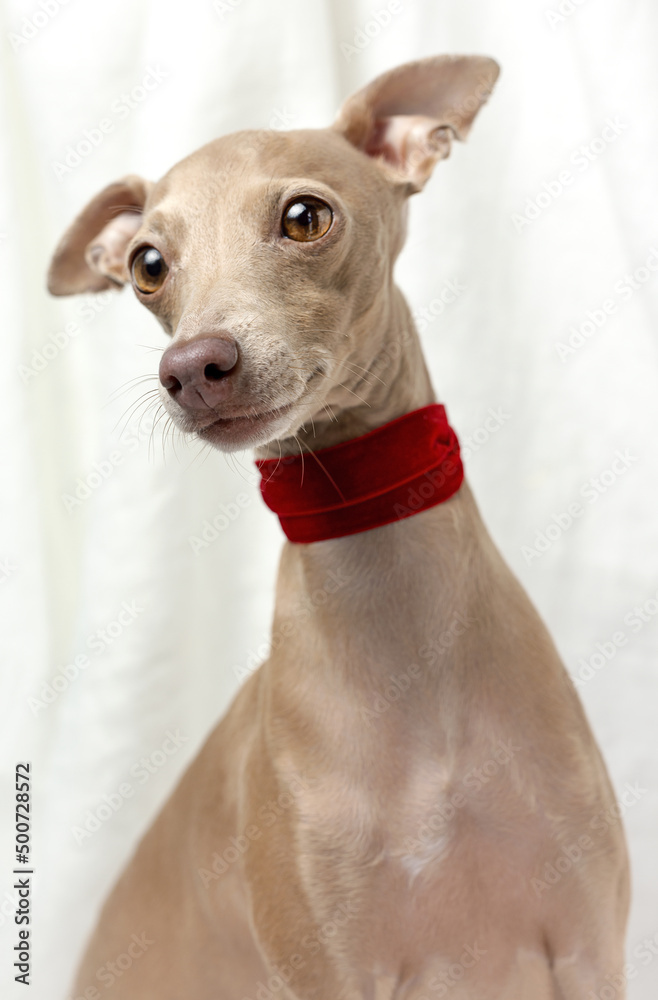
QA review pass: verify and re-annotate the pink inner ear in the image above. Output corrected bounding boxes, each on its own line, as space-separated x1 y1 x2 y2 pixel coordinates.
364 117 405 168
364 115 453 177
84 211 144 282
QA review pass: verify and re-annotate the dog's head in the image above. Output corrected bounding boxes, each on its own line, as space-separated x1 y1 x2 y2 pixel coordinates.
48 56 499 453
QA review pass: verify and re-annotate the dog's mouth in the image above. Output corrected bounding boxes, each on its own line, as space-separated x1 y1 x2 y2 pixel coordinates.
195 399 300 450
164 367 325 452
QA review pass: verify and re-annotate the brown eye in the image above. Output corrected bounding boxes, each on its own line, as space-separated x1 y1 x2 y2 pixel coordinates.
131 246 168 294
282 198 333 242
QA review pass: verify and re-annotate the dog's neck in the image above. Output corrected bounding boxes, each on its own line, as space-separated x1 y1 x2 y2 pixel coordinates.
256 288 474 694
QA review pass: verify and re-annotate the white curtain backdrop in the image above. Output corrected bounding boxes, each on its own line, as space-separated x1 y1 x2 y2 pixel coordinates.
1 0 657 996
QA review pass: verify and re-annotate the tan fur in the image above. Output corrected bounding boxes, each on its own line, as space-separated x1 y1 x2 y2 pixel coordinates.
49 57 629 999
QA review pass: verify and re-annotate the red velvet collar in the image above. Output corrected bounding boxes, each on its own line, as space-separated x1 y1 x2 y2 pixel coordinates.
255 404 463 544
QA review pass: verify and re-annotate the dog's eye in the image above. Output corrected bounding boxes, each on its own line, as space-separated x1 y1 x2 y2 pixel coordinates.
282 198 333 242
131 247 168 294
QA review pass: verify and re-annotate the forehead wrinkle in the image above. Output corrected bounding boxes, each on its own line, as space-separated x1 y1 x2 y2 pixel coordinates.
143 205 189 246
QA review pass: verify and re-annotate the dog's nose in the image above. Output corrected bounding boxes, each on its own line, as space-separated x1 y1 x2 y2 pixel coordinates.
159 335 239 410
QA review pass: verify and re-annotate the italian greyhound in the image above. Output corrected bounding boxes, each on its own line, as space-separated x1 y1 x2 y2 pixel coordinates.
48 55 629 1000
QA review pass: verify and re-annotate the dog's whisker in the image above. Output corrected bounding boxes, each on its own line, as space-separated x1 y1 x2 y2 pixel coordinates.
113 390 162 438
309 351 389 389
136 343 165 353
335 359 388 389
286 362 374 407
164 416 180 465
293 436 346 500
172 424 212 475
195 439 217 473
286 343 389 389
113 389 161 428
137 398 164 441
229 450 260 487
225 451 255 488
292 434 306 487
148 406 171 463
321 374 372 408
105 374 160 407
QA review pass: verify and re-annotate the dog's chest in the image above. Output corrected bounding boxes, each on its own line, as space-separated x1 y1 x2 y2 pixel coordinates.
294 734 534 906
297 755 475 881
289 751 545 987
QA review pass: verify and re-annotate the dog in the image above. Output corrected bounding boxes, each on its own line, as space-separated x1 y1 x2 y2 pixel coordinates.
48 55 629 1000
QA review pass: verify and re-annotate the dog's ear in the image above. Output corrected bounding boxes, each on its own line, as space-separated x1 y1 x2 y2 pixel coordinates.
334 55 500 193
47 175 152 295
